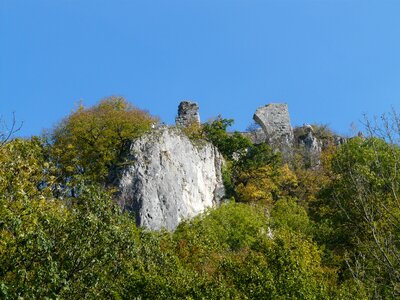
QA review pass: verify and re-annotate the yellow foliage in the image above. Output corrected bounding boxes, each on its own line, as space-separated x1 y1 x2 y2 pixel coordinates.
235 164 298 205
181 122 203 141
51 96 158 185
0 138 55 201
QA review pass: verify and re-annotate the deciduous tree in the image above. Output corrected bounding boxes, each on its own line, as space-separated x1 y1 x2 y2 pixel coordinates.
50 96 158 186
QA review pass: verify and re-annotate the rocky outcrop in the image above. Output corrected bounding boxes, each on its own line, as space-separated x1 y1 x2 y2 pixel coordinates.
175 101 200 127
116 128 225 231
253 103 294 146
252 103 349 158
298 124 321 154
296 124 322 167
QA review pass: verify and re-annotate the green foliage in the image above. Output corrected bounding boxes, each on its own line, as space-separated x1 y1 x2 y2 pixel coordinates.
234 164 298 205
321 137 400 245
232 144 298 205
314 137 400 298
173 202 337 299
175 202 268 252
0 184 139 299
236 143 281 171
0 137 55 201
0 140 139 298
50 96 158 186
202 116 252 160
180 122 204 142
122 230 233 299
270 198 314 236
221 162 237 198
4 103 400 298
224 229 332 299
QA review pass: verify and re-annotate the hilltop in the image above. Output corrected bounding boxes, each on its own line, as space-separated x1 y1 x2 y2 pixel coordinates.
1 97 399 299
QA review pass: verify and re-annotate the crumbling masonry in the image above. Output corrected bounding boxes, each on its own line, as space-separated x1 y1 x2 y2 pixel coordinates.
175 101 200 127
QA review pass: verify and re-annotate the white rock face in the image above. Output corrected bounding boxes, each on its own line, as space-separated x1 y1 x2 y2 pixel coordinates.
117 128 225 231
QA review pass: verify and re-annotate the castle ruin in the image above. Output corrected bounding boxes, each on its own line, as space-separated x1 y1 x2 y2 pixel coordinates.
175 101 200 127
174 100 344 165
253 103 294 146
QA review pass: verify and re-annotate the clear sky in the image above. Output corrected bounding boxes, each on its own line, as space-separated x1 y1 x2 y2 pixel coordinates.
1 0 400 137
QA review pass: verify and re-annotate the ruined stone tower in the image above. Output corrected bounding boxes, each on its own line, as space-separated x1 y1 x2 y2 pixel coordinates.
253 103 294 145
175 101 200 127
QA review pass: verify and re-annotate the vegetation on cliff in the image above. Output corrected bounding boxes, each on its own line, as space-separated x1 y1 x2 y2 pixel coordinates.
50 97 158 186
0 98 399 299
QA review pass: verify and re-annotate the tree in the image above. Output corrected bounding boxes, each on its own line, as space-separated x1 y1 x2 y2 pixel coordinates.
50 96 158 186
172 202 340 299
202 116 252 160
0 137 140 299
232 143 298 205
316 135 400 298
0 184 140 299
0 112 22 148
0 137 55 201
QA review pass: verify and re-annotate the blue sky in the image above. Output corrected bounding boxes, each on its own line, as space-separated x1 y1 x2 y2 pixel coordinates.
1 0 400 137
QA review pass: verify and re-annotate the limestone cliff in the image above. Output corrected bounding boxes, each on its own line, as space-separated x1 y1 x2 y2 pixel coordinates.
116 127 225 231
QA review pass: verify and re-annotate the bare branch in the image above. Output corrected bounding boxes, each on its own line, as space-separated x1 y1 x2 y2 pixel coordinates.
0 112 23 147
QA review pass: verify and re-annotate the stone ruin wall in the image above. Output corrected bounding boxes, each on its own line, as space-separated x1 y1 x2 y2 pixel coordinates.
253 103 294 146
175 101 200 127
174 100 345 164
